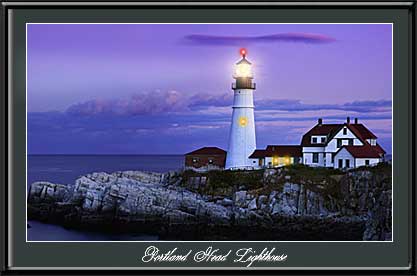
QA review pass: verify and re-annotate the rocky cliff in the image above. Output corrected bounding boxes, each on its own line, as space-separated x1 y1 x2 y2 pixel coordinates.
27 164 392 241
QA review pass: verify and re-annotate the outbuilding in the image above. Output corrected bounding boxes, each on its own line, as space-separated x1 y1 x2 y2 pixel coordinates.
333 145 384 169
184 147 226 170
249 145 302 168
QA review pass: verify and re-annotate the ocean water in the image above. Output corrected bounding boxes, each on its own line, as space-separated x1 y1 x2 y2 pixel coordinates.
27 154 184 241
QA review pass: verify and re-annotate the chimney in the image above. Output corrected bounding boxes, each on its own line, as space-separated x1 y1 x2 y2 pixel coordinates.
318 118 323 125
346 116 350 125
354 118 358 124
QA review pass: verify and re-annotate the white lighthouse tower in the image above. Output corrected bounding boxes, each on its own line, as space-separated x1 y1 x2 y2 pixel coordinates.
225 49 257 170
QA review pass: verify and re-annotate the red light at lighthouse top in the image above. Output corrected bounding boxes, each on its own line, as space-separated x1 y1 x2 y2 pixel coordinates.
240 48 247 58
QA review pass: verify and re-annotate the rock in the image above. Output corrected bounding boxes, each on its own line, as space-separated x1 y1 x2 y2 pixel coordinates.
248 198 257 210
27 164 391 241
272 202 280 215
28 181 71 203
112 171 166 184
221 198 233 207
258 195 267 205
28 172 232 228
234 191 247 207
268 191 277 203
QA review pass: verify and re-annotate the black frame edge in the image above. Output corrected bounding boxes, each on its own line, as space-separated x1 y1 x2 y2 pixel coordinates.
412 2 417 276
1 0 8 275
0 1 415 276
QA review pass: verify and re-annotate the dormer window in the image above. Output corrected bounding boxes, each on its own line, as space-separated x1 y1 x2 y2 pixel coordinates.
321 137 326 143
343 128 347 135
312 137 317 144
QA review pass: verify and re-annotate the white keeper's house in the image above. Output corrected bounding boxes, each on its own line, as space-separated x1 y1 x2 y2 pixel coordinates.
301 117 386 169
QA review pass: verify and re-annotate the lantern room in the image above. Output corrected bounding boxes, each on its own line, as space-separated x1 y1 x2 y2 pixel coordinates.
232 48 256 90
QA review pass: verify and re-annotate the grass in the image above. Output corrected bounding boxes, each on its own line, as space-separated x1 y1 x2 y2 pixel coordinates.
179 163 392 200
180 169 265 197
350 162 391 176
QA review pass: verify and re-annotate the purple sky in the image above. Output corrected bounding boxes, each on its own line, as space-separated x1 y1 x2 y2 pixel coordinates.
27 24 392 154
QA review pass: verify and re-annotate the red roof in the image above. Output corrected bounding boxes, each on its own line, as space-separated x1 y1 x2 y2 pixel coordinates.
301 122 378 147
249 145 302 158
301 124 341 147
185 147 226 156
249 149 268 158
349 124 377 139
339 145 383 158
373 143 386 155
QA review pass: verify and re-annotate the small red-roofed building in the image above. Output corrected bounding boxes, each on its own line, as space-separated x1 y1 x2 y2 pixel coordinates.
249 145 302 168
184 147 227 170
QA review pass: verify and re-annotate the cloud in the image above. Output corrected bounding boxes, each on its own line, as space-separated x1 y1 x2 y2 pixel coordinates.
188 93 233 109
184 33 336 46
66 90 391 117
255 99 391 113
66 91 234 116
67 90 188 116
28 96 392 155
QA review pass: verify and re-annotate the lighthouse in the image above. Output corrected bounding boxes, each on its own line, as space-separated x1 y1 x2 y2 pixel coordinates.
225 49 257 169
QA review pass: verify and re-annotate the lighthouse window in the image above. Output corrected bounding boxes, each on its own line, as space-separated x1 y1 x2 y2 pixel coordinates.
239 117 248 127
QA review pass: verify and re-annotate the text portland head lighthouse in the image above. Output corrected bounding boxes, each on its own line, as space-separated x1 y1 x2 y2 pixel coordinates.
225 48 257 169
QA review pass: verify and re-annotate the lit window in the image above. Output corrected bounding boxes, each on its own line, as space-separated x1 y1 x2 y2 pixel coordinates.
284 157 290 165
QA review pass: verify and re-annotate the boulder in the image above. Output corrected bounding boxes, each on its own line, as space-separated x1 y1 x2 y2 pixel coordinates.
248 198 257 210
234 191 247 207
